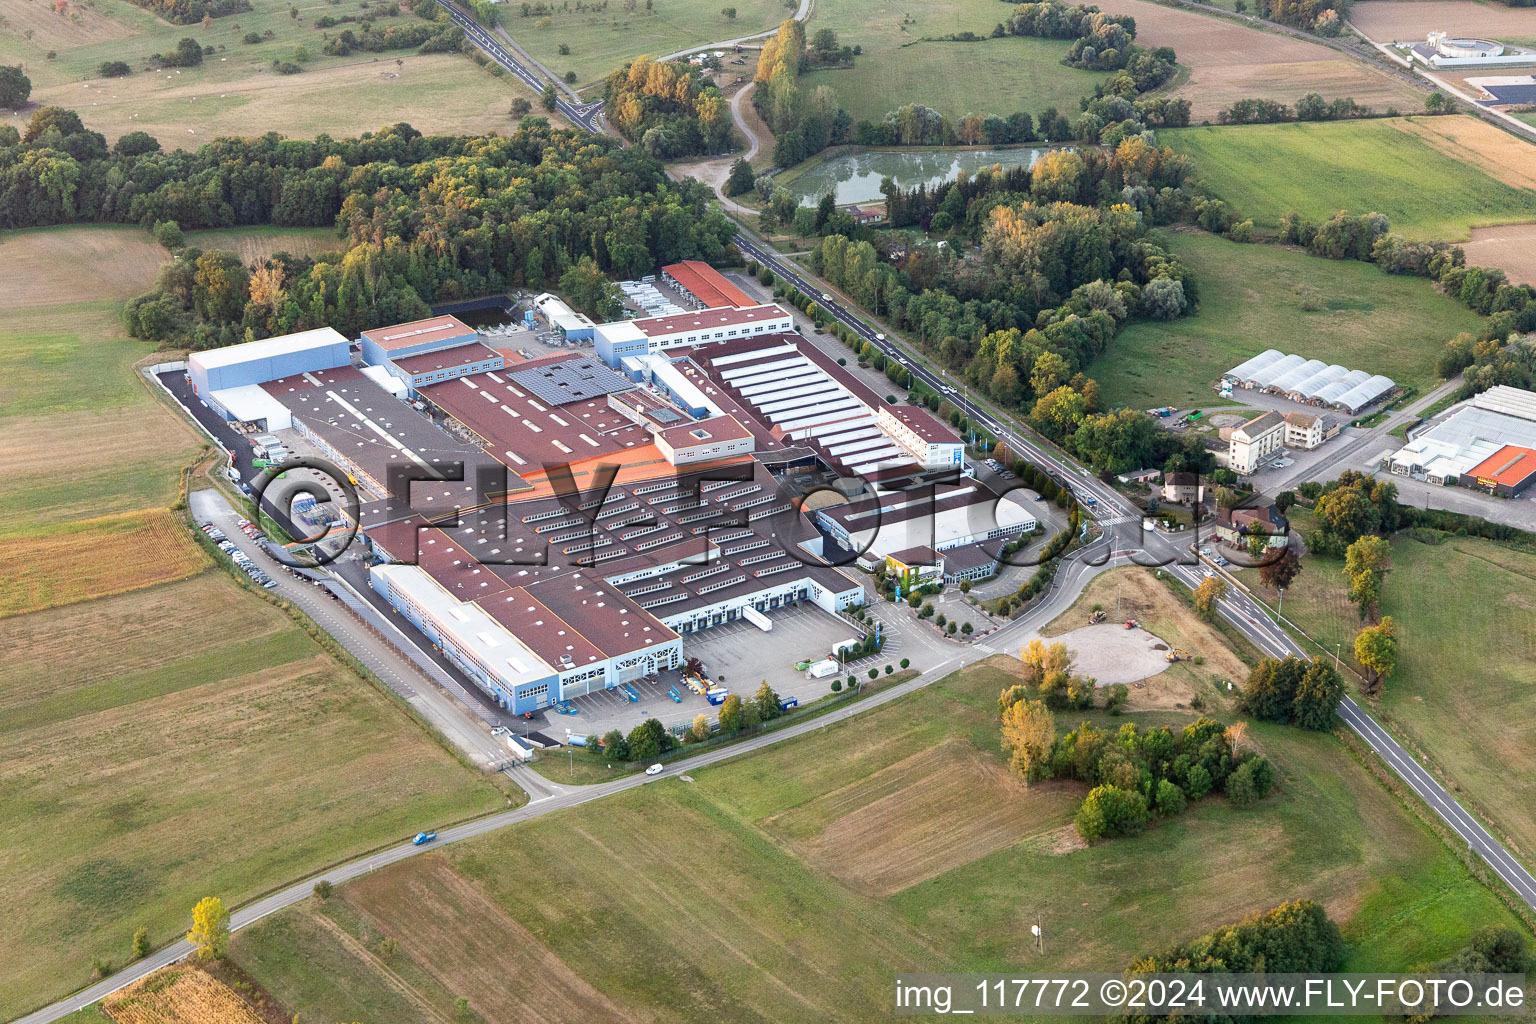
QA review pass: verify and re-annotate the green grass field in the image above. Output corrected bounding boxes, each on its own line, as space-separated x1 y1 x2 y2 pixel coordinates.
1091 229 1484 409
234 657 1527 1022
510 0 788 89
1245 529 1536 878
798 0 1108 124
0 574 510 1020
1164 118 1536 242
2 0 541 144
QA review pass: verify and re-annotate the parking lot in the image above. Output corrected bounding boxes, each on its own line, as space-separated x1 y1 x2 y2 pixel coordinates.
554 601 896 740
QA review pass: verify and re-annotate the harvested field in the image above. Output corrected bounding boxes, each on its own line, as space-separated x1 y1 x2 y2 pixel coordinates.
0 405 197 483
762 739 1079 896
104 965 264 1024
1350 0 1536 43
1461 221 1536 284
1092 0 1424 119
346 859 638 1024
1392 112 1536 190
32 55 538 148
0 227 164 312
0 509 210 617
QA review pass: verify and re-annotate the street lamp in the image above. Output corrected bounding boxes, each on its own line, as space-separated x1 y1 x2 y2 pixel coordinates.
1277 587 1284 616
1334 642 1342 671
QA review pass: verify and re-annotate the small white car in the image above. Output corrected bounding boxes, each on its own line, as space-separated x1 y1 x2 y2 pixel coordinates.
645 763 664 776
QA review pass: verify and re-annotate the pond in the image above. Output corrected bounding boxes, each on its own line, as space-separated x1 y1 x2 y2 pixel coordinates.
784 147 1056 206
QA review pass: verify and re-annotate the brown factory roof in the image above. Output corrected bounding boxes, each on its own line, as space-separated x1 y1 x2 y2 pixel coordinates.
361 315 476 352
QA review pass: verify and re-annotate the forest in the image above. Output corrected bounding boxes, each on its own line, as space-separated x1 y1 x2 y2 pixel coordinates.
808 139 1211 471
0 109 735 348
603 57 733 159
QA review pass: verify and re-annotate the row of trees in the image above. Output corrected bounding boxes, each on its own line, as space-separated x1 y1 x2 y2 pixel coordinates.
1216 92 1373 125
0 111 736 347
851 91 1190 150
754 19 853 168
602 682 789 756
123 0 248 25
1001 688 1277 842
604 56 733 159
1280 209 1536 347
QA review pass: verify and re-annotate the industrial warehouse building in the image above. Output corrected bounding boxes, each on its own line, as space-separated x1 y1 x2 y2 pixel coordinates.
187 327 352 431
1223 350 1395 415
1388 386 1536 494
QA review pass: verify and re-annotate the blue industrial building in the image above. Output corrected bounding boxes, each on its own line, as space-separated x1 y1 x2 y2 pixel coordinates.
187 327 351 397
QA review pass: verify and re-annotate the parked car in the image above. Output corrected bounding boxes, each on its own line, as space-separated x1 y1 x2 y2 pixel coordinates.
412 830 437 845
645 763 664 776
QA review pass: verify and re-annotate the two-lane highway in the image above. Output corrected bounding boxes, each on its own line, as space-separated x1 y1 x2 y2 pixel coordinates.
730 234 1536 916
438 1 604 132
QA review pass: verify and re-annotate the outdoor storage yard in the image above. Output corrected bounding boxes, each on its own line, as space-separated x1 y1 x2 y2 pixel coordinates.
230 657 1526 1024
1092 0 1424 121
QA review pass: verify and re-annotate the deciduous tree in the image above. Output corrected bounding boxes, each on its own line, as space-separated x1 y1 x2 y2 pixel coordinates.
1193 575 1226 618
999 696 1055 784
186 897 229 959
1354 616 1398 694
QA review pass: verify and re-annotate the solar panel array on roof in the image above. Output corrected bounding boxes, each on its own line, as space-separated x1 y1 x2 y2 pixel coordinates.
508 357 634 406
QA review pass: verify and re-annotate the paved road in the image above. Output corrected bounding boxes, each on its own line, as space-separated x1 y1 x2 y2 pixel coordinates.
727 233 1536 919
438 1 604 132
188 489 514 769
29 24 1534 1024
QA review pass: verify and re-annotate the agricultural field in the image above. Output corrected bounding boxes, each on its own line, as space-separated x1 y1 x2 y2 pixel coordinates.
1165 117 1536 241
0 508 210 617
29 53 537 148
103 965 264 1024
1245 531 1536 882
1462 221 1536 286
1090 229 1484 408
1349 0 1536 44
511 0 787 89
0 228 203 539
235 655 1525 1023
1092 0 1424 121
0 572 509 1021
2 0 542 145
798 0 1107 124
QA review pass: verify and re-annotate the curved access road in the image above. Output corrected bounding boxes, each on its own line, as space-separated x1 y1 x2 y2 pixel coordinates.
650 0 814 64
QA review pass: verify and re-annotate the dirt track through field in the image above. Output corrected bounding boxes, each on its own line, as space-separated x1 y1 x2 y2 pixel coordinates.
1092 0 1424 118
764 739 1080 896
